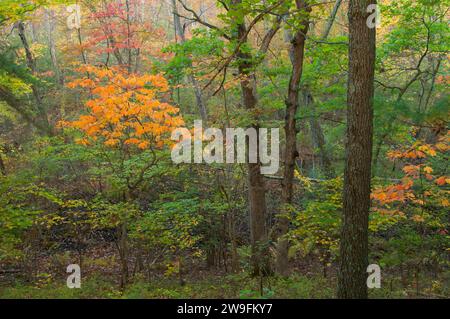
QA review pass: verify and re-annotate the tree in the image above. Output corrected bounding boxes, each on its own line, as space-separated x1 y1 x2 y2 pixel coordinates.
174 0 285 276
338 0 376 299
64 65 183 153
275 0 311 276
62 64 183 286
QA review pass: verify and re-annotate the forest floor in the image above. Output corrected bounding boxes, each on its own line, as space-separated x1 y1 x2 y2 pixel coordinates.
1 271 445 299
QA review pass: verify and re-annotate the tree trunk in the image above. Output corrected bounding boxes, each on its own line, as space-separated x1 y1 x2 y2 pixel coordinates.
17 21 53 135
45 9 63 85
322 0 343 40
338 0 376 299
0 86 52 135
276 0 310 276
234 16 270 277
0 152 6 176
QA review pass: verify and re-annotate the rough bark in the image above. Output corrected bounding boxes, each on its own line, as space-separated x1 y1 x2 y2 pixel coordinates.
276 0 310 276
338 0 376 299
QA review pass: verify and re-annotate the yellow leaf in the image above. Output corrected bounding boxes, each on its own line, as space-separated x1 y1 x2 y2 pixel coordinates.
423 166 433 174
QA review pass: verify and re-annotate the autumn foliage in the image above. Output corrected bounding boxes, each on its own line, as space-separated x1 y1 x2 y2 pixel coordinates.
372 132 450 225
62 65 184 150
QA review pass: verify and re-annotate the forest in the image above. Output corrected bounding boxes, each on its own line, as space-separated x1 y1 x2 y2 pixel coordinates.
0 0 448 300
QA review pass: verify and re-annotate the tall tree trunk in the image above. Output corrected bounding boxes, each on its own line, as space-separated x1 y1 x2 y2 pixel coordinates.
234 11 270 277
240 70 269 276
276 0 310 276
338 0 376 299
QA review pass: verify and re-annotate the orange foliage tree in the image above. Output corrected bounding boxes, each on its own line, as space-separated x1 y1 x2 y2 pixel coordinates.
371 131 449 228
63 65 183 152
60 65 184 287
